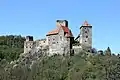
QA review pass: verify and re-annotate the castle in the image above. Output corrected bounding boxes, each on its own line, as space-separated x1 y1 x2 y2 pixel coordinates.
24 20 92 55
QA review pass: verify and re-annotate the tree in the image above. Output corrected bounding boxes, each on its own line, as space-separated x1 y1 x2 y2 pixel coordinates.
105 47 111 56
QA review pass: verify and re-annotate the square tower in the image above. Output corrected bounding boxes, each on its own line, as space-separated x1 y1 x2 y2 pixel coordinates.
79 21 92 52
24 36 34 53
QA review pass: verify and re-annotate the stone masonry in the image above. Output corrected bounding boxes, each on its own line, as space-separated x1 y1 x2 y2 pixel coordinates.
79 21 92 52
24 20 92 55
46 20 74 55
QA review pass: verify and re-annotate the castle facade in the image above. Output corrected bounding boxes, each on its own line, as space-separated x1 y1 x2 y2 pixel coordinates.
24 20 92 55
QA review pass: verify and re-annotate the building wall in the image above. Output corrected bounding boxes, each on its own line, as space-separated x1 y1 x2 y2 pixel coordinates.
24 41 34 53
46 27 71 55
24 25 91 55
24 39 47 53
80 26 92 51
47 27 63 55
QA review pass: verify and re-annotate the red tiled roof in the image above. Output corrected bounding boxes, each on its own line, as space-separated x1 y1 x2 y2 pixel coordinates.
61 26 69 33
47 28 59 35
62 26 73 37
47 26 73 37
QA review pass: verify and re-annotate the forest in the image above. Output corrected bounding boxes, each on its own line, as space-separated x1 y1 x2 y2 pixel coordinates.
0 35 120 80
0 35 25 61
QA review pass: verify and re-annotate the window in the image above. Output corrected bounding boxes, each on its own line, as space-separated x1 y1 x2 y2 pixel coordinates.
52 42 55 44
60 36 62 40
53 39 55 40
85 31 87 33
86 36 88 38
67 38 69 41
88 50 90 52
85 40 87 42
30 46 32 48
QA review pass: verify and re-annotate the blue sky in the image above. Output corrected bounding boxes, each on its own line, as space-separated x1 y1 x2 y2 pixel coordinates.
0 0 120 53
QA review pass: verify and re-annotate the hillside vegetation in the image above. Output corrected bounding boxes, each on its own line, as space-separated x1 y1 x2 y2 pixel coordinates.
0 50 120 80
0 35 25 61
0 35 120 80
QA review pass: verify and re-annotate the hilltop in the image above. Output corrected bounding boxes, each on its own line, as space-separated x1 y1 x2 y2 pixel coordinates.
0 35 119 80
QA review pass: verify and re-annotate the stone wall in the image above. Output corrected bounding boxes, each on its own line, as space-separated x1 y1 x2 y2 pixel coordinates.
24 41 34 53
80 26 92 52
24 20 93 56
73 46 82 54
46 26 72 55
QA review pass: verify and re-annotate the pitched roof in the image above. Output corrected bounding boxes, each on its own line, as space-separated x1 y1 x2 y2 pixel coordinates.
47 28 59 35
80 20 92 29
82 20 91 26
47 26 73 37
62 26 73 37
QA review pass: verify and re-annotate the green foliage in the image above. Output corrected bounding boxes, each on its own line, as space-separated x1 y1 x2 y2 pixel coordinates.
0 35 25 61
0 50 119 80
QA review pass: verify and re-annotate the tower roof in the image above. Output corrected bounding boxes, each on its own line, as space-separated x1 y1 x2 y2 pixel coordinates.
80 20 92 29
82 20 91 26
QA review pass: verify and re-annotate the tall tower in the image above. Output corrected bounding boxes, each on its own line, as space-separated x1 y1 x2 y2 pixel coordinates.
79 21 92 52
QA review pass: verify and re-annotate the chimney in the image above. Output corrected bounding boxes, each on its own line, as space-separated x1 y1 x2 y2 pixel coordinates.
56 20 68 27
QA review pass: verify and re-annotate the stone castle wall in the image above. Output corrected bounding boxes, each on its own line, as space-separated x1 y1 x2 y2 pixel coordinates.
24 20 92 55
